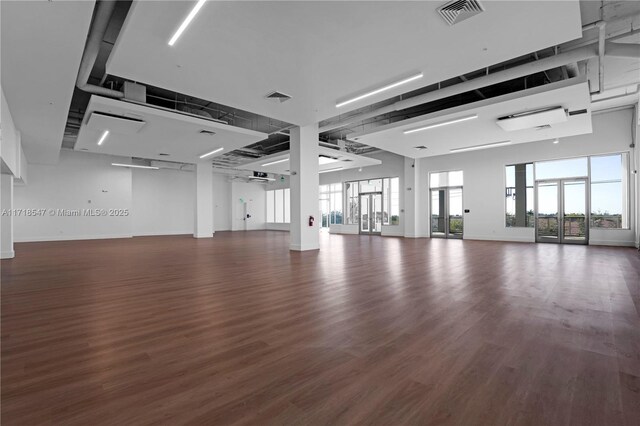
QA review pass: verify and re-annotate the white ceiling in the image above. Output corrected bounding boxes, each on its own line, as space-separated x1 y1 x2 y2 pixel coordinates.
107 0 582 126
0 0 95 164
354 77 593 158
75 96 267 163
237 146 382 175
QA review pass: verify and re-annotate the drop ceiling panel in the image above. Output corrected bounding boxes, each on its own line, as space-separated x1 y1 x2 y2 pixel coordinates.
107 1 582 126
354 77 592 158
75 96 267 163
0 0 95 163
237 146 382 175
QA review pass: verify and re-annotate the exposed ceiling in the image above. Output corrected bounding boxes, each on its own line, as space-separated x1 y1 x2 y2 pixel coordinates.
354 77 592 158
237 146 383 175
106 0 582 126
74 95 267 163
0 0 95 164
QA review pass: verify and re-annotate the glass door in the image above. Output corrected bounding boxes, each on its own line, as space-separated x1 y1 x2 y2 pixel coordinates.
562 179 588 244
535 179 588 244
430 187 463 239
359 193 382 235
448 187 463 239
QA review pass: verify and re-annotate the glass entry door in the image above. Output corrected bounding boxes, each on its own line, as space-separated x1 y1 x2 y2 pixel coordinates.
359 193 382 234
535 179 588 244
430 187 463 239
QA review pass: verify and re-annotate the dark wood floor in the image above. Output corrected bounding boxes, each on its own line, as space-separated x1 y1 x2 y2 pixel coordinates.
1 231 639 425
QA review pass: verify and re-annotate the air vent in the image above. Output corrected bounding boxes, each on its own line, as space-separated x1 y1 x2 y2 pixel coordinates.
534 125 552 130
414 145 428 150
158 153 170 156
199 130 216 136
265 91 292 103
437 0 484 26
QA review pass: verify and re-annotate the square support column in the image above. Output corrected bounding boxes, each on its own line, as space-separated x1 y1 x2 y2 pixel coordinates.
289 124 319 251
1 174 15 258
404 157 422 238
194 163 214 238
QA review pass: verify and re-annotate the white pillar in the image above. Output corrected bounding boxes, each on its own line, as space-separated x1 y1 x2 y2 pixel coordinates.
194 163 214 238
404 157 421 238
290 124 319 251
1 174 15 258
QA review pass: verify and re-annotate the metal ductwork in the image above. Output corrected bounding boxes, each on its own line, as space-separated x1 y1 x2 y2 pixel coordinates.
76 0 124 98
319 44 599 133
605 42 640 59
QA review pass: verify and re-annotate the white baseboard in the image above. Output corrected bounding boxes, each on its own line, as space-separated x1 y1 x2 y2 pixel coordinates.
589 239 636 247
133 231 193 237
1 250 15 259
14 234 133 243
463 234 534 243
289 243 320 251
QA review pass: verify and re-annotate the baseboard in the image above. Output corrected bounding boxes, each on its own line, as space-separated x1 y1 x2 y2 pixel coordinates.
133 231 193 237
1 250 15 259
14 234 133 243
589 239 636 247
289 243 320 251
463 234 534 243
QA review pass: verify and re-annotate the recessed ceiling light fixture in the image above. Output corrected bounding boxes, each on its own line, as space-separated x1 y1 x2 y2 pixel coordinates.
168 0 207 46
553 138 560 144
199 147 223 159
97 130 110 146
450 140 511 153
336 72 423 108
112 163 159 170
404 114 478 135
262 158 289 167
319 167 344 174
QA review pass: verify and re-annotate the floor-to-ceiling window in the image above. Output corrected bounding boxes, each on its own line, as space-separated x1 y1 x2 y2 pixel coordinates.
344 177 400 227
319 183 342 228
429 171 464 238
503 152 630 243
266 188 290 223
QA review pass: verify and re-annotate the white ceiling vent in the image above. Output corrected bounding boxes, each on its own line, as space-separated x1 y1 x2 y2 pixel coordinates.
265 91 292 103
437 0 484 26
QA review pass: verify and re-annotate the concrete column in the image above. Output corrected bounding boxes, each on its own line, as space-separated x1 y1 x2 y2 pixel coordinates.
404 157 421 238
289 124 319 251
1 174 15 258
194 163 214 238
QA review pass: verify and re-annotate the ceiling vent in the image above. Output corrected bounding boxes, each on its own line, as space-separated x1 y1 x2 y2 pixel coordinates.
199 130 216 136
437 0 484 26
414 145 428 150
497 106 568 132
265 91 292 103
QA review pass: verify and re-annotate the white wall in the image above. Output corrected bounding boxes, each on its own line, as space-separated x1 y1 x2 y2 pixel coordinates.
14 150 133 242
231 181 266 231
0 86 21 177
213 173 231 231
418 108 637 246
132 168 194 236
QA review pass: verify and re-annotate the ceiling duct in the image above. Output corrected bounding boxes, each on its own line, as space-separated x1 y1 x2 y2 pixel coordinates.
437 0 484 26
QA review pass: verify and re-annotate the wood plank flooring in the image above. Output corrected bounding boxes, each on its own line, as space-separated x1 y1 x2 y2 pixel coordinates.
1 231 639 425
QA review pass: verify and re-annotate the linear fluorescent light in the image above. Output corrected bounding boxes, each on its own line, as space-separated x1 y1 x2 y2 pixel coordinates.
112 163 159 170
403 115 478 135
199 147 223 159
97 130 109 146
262 158 289 167
319 167 344 174
168 0 207 46
450 140 512 153
336 72 423 108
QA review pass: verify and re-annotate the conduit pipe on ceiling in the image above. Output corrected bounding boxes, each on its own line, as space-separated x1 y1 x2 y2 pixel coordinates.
319 45 599 133
76 0 124 98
